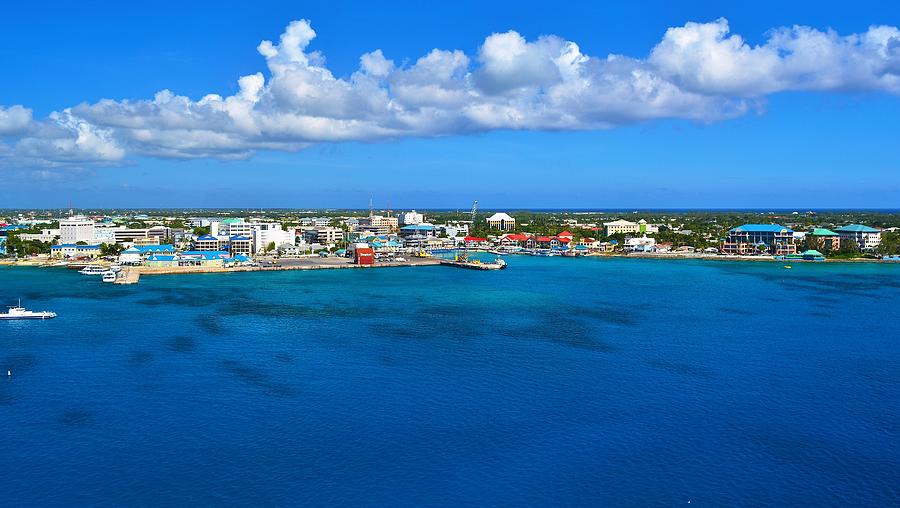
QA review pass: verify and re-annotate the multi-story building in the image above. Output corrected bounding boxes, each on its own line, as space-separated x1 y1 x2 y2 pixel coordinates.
603 219 640 236
835 224 881 251
807 228 841 251
59 216 95 244
638 219 660 234
398 210 425 226
253 223 293 253
486 213 516 231
193 234 226 251
113 226 170 245
18 228 61 243
229 235 253 255
300 217 332 228
358 215 398 235
722 224 797 256
214 220 292 253
315 227 344 246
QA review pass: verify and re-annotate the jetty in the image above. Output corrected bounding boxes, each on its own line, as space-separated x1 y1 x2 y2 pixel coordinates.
439 259 506 270
114 268 141 284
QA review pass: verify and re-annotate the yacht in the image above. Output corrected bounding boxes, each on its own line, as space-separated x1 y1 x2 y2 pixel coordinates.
79 265 107 275
1 300 57 320
102 271 118 283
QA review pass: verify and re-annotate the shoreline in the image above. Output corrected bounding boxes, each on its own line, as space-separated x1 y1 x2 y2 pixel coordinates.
1 252 896 275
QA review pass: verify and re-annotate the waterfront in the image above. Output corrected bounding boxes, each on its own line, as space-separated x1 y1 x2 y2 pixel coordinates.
2 257 900 505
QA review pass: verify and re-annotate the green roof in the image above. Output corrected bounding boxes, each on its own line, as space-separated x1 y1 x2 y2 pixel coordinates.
809 228 838 236
800 250 825 257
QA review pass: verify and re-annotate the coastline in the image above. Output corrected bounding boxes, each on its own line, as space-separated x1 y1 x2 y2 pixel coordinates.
1 251 895 275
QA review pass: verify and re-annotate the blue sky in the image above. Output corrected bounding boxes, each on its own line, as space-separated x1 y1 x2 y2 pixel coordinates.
1 0 898 209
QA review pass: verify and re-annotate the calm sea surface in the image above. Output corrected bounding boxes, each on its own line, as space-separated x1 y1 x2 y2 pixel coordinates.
2 257 899 506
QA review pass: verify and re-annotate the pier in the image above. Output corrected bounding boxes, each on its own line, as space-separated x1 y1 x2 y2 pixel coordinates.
114 268 141 284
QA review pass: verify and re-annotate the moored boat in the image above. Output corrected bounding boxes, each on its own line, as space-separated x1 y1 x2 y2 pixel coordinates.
80 265 107 275
102 271 118 283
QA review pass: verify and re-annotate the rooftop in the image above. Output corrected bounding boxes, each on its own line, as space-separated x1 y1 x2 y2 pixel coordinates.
835 224 880 233
730 224 793 234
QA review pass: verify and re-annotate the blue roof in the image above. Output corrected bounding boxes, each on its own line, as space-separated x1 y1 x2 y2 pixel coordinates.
147 255 177 261
229 235 250 241
730 224 793 233
400 224 434 231
835 224 880 233
196 234 218 241
136 244 175 253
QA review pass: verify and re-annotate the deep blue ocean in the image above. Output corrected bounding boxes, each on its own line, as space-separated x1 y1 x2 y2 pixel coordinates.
2 257 899 506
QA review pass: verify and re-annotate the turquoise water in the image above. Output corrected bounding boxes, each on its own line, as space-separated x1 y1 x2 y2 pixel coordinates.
2 257 899 505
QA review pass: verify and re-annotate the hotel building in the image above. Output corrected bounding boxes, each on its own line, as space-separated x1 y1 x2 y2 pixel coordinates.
722 224 797 256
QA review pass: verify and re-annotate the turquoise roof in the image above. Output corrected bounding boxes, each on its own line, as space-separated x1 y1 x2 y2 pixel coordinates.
730 224 792 233
835 224 880 233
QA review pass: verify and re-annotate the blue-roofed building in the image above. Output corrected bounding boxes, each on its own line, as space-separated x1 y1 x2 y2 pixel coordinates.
399 224 435 237
146 255 179 268
722 224 796 256
229 235 253 255
835 224 882 250
193 234 224 251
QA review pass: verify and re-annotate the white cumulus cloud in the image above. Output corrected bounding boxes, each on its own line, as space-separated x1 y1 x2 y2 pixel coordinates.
1 17 899 169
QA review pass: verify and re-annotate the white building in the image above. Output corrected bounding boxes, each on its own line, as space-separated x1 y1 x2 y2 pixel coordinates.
18 228 60 243
835 224 882 251
625 236 657 252
213 220 293 253
638 219 660 234
486 213 516 231
254 223 294 253
300 217 332 228
398 210 425 226
60 216 95 244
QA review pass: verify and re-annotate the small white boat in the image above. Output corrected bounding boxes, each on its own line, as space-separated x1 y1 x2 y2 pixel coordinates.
80 265 107 275
102 271 118 283
0 300 56 320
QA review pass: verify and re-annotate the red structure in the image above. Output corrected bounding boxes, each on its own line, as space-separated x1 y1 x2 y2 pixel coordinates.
355 247 374 265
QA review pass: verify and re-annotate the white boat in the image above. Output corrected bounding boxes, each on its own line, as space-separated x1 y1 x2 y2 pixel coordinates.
102 271 118 283
0 300 56 320
80 265 107 275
